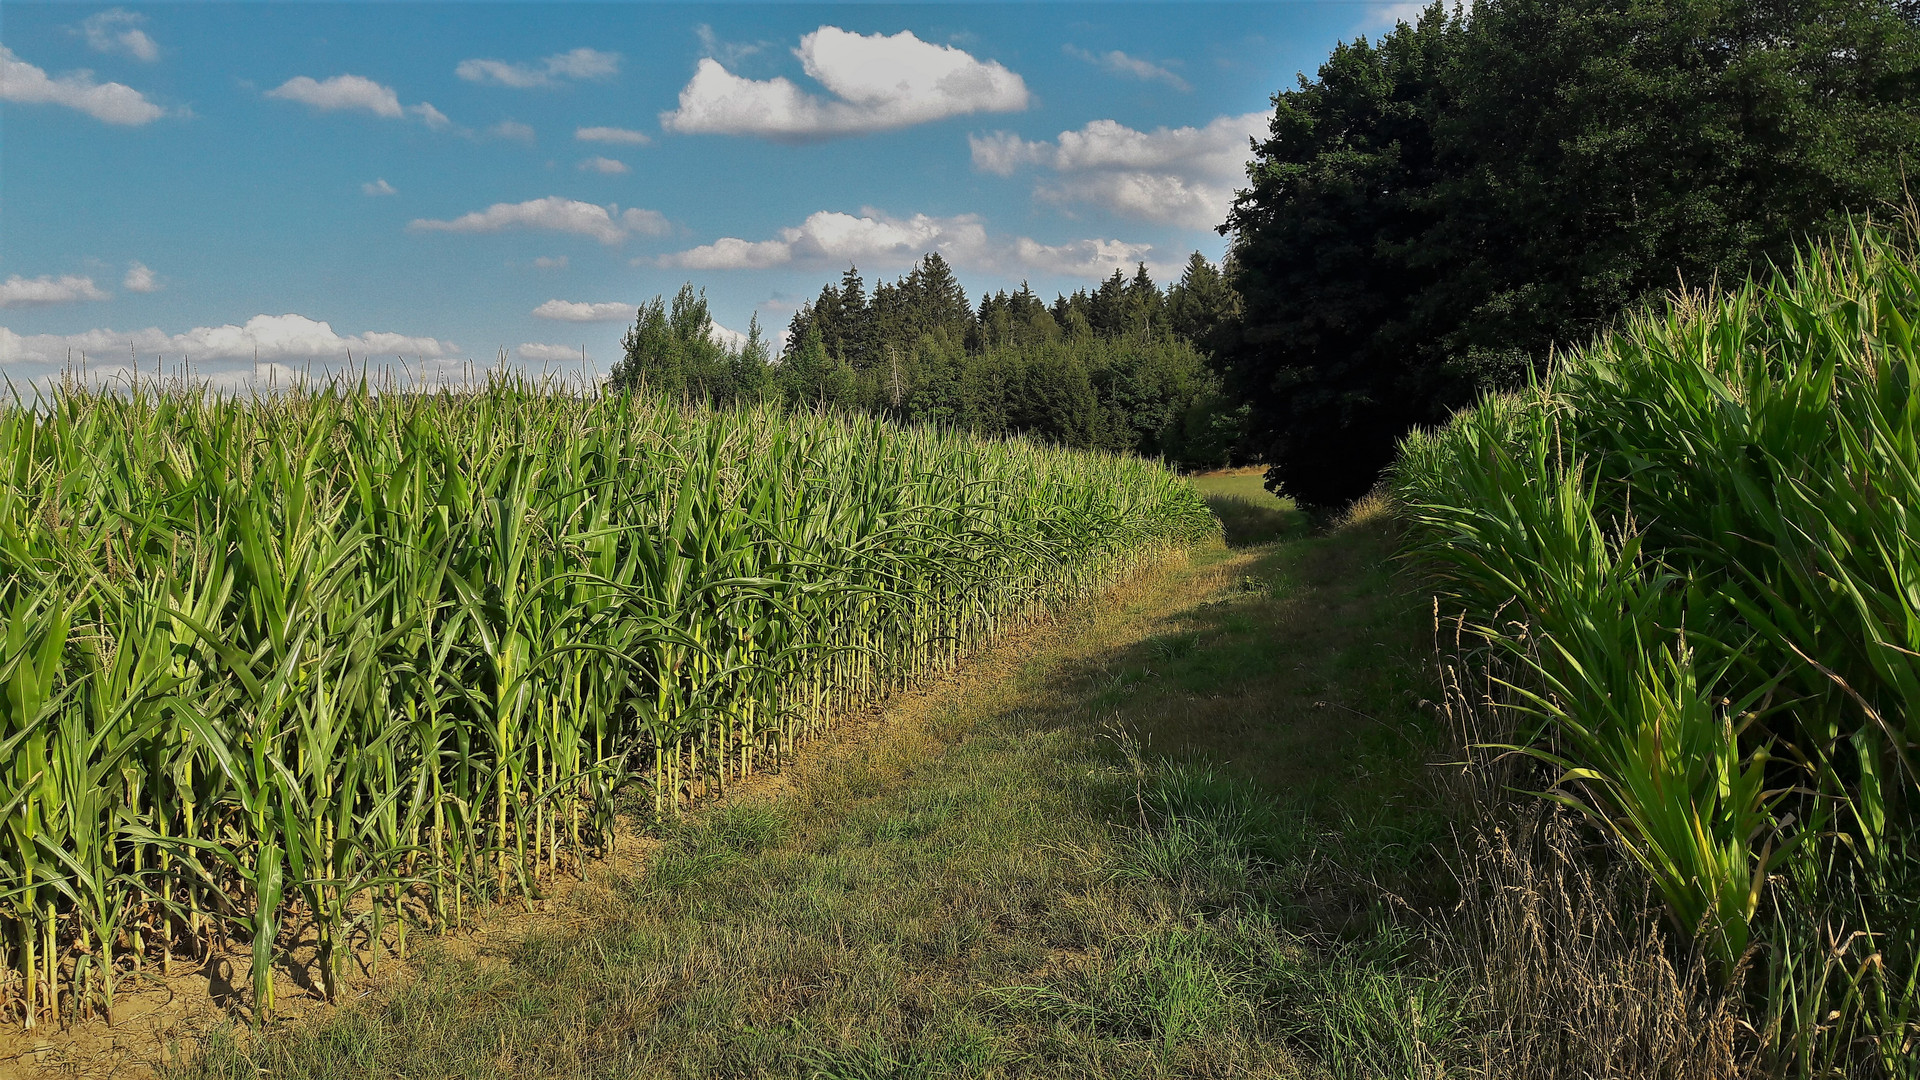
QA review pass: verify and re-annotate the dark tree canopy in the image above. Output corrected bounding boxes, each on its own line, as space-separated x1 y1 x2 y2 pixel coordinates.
1224 0 1920 505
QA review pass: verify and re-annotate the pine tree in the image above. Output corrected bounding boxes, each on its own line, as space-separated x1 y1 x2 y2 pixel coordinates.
1166 252 1240 353
729 313 771 404
836 266 878 371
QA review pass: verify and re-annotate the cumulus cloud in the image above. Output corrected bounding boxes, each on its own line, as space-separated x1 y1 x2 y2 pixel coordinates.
80 9 159 62
967 131 1051 177
266 74 450 127
0 274 111 309
489 119 536 141
0 45 166 125
1006 236 1159 279
662 208 1160 280
578 155 629 174
661 26 1028 141
576 125 651 145
664 210 979 271
515 342 588 364
123 263 161 293
531 299 632 322
457 48 620 88
408 197 669 245
363 178 398 196
0 314 458 374
970 111 1266 229
706 321 753 352
1063 46 1188 91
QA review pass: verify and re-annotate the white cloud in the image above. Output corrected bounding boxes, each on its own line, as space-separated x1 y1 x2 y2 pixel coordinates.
531 299 632 322
1007 237 1159 279
578 156 629 174
363 178 398 196
662 208 1161 280
576 125 651 145
80 9 159 62
664 210 979 271
266 74 449 128
0 275 111 309
706 322 747 352
1048 114 1261 175
546 48 620 79
532 255 569 269
972 111 1267 229
621 208 671 236
694 24 768 68
411 102 451 128
267 74 400 116
489 119 536 142
408 197 669 245
1037 173 1231 229
665 237 793 272
0 45 166 125
0 314 458 368
967 131 1051 177
1063 46 1189 91
516 342 589 364
661 26 1028 141
456 48 620 89
123 263 161 293
1366 1 1438 31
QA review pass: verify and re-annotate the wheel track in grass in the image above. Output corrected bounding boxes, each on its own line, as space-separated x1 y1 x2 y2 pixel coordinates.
3 544 1225 1078
15 507 1448 1078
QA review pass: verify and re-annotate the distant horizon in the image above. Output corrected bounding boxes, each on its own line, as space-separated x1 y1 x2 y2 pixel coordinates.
2 1 1421 391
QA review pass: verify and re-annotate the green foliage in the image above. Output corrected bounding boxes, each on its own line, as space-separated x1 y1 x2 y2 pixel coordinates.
1226 0 1920 505
1393 218 1920 1074
608 257 1247 470
608 283 771 406
764 256 1244 469
0 378 1214 1028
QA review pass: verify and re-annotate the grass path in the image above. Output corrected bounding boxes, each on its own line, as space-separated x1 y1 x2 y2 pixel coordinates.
178 508 1458 1080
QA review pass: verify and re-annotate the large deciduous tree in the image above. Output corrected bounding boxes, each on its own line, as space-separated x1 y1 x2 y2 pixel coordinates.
1224 0 1920 505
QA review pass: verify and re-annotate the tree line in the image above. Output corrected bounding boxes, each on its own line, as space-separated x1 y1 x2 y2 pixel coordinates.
608 252 1244 470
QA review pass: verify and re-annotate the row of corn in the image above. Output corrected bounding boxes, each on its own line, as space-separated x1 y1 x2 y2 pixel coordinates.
1391 218 1920 1076
0 381 1216 1028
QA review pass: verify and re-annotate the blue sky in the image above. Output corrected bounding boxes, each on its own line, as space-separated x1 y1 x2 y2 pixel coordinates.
2 1 1416 388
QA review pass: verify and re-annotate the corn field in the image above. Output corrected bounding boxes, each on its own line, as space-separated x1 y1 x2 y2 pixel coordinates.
0 380 1215 1029
1393 218 1920 1076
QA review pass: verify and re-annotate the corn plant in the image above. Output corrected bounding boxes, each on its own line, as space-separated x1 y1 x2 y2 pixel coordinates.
0 380 1215 1028
1393 216 1920 1075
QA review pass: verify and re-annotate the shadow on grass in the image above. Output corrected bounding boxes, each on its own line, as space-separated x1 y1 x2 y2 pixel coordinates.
1205 494 1309 548
172 518 1464 1080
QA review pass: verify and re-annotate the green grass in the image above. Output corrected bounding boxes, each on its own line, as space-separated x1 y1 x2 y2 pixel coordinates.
1188 470 1308 547
1189 471 1284 505
175 516 1467 1079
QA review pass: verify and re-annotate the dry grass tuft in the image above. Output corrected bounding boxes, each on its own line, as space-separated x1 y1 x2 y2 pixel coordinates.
1459 808 1750 1080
